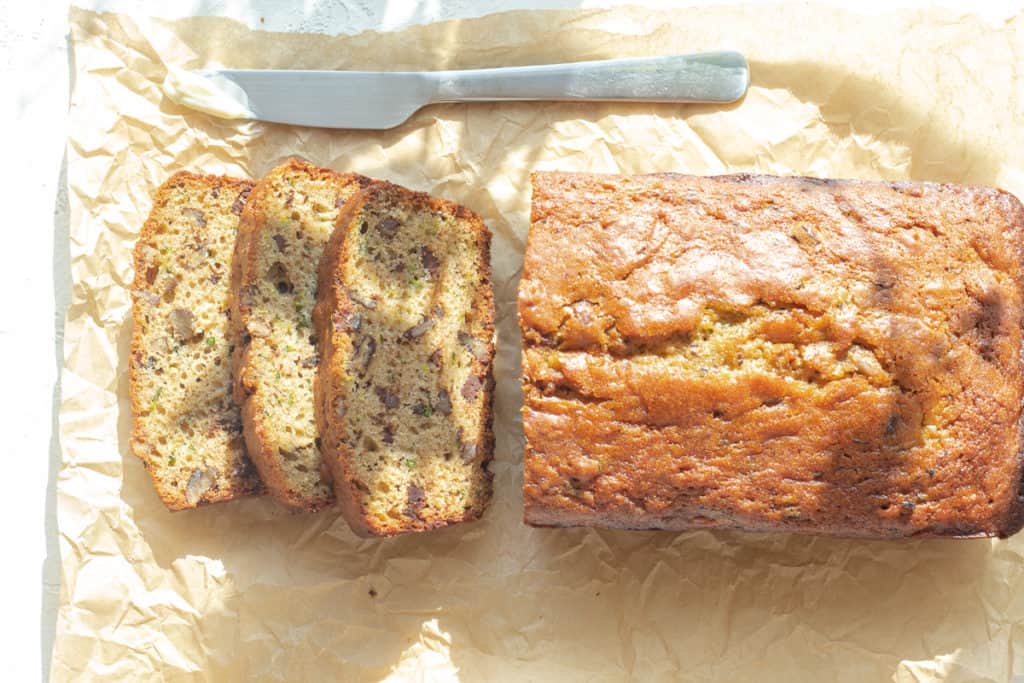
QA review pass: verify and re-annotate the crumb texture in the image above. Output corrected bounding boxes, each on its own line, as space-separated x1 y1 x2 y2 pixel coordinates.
231 160 369 509
130 172 262 509
315 182 494 536
520 172 1024 538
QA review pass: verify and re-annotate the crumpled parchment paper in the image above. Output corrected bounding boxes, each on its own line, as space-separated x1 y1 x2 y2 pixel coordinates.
55 5 1024 681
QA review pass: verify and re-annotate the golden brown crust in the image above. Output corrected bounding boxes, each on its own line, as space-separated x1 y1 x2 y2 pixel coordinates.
315 181 495 537
520 171 1024 539
129 171 262 510
314 195 367 531
229 159 371 510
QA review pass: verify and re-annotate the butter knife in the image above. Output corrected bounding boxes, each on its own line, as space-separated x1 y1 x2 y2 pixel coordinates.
165 51 749 130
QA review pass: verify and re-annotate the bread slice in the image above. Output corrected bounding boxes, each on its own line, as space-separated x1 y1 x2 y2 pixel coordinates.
129 171 263 510
314 181 495 536
230 160 371 510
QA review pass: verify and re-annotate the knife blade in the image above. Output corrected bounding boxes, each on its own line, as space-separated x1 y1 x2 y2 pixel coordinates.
166 51 749 130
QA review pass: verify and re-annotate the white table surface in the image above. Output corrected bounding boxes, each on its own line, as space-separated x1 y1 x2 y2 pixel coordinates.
6 0 1024 680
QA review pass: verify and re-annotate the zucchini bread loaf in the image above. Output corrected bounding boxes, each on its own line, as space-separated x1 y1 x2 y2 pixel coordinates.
519 171 1024 538
314 181 495 536
130 172 263 509
230 160 371 510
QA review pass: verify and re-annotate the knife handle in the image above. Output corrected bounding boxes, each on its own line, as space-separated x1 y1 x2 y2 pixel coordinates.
429 51 748 104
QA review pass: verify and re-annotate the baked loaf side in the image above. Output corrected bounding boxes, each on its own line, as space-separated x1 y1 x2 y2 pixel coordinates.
314 182 495 536
130 171 263 510
230 160 370 510
520 171 1024 538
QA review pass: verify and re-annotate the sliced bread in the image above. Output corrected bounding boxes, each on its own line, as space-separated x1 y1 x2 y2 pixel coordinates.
230 160 371 510
129 171 263 510
314 181 495 536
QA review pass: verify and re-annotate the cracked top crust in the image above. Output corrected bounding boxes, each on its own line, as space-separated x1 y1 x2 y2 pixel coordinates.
519 171 1024 538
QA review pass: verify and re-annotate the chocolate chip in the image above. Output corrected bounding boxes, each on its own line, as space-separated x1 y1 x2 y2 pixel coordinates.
429 349 443 368
461 375 482 402
412 402 428 416
382 425 395 444
273 234 286 251
375 386 399 409
231 187 251 215
301 355 319 368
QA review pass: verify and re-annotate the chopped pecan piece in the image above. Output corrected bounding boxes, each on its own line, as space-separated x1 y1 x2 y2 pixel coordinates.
170 308 196 341
404 483 427 519
351 336 376 372
375 386 399 409
404 318 436 340
461 375 482 402
182 207 207 226
379 216 400 238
